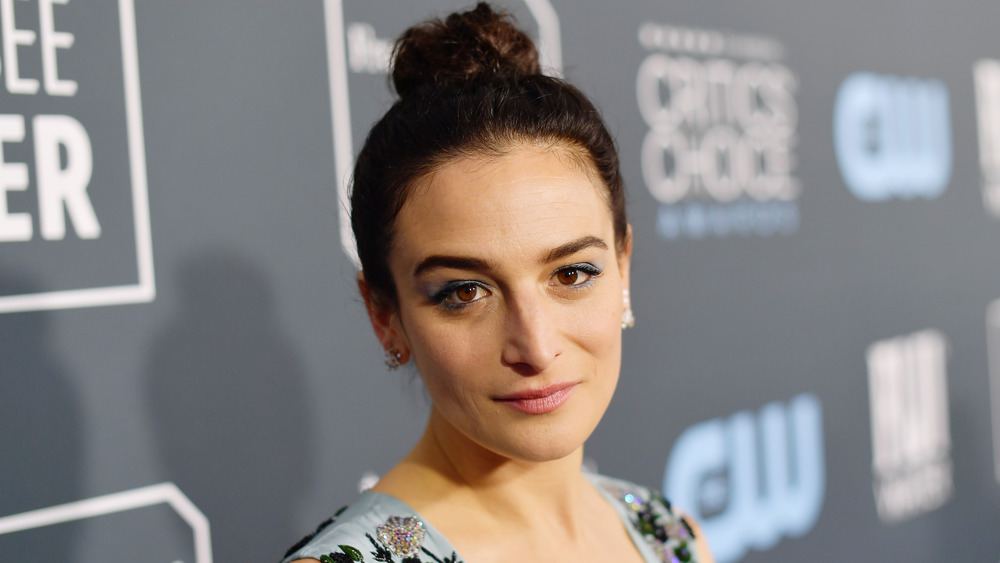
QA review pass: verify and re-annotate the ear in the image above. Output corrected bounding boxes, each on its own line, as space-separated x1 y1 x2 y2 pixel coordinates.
357 272 410 364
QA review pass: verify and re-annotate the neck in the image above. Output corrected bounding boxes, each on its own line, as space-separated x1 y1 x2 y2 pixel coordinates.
374 408 596 533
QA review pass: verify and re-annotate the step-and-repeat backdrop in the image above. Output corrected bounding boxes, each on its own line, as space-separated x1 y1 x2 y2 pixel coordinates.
3 1 1000 561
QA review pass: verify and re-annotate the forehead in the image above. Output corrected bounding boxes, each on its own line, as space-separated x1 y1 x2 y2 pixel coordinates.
392 147 613 265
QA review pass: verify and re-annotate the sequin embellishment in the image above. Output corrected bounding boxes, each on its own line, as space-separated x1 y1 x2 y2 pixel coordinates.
599 480 698 563
375 516 425 558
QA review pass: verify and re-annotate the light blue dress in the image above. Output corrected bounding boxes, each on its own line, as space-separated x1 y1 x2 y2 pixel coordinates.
281 473 699 563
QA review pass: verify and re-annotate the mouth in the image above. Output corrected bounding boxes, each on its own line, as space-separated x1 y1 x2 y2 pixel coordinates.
494 382 578 415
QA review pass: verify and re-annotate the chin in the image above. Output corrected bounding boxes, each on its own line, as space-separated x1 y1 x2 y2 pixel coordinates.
499 389 615 463
487 416 600 463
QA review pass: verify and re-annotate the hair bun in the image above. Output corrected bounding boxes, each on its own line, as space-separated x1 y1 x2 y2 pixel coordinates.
391 2 540 99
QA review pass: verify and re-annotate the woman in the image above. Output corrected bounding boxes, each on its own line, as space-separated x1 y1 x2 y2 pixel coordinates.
283 4 712 562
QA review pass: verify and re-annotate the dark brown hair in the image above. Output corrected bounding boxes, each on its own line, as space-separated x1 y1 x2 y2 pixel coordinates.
352 2 626 306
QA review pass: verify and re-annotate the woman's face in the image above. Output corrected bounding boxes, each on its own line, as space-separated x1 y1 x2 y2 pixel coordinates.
371 144 631 463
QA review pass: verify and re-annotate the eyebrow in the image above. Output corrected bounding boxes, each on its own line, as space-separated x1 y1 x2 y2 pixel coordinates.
413 255 493 277
413 235 608 277
544 236 608 263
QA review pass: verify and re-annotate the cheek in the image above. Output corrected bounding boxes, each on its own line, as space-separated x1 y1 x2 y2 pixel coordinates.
405 314 498 398
569 287 623 354
591 318 623 382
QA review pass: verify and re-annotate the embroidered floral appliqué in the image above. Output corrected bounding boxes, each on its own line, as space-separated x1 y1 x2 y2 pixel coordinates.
315 529 462 563
601 482 698 563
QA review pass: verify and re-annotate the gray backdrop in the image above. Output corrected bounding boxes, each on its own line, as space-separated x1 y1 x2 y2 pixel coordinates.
2 0 999 561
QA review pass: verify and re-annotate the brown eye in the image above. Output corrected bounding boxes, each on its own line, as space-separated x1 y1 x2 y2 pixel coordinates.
552 264 601 288
438 282 490 309
557 269 580 285
455 284 479 302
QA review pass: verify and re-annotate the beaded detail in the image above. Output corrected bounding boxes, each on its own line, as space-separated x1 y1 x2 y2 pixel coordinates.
315 532 462 563
283 506 462 563
599 480 698 563
376 516 425 558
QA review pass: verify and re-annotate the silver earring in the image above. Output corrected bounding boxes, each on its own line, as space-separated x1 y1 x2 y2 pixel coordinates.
621 290 635 329
385 347 402 370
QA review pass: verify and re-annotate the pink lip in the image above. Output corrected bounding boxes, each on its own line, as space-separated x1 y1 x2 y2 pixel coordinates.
494 382 578 414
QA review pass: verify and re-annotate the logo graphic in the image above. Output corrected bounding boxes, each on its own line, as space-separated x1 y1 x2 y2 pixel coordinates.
0 0 154 313
985 301 1000 485
834 73 952 201
0 482 212 562
974 60 1000 217
664 393 825 563
867 329 952 522
323 0 561 264
636 22 800 241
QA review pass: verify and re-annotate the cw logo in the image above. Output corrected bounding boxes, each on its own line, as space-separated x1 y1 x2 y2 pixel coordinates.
664 393 825 563
834 72 952 201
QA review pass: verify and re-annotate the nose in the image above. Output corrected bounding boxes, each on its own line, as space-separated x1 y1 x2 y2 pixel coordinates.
500 289 562 374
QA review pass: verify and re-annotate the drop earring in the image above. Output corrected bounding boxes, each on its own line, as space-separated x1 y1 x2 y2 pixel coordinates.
385 347 402 370
621 289 635 329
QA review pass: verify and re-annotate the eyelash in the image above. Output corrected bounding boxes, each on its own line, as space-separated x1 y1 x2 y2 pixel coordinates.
429 263 604 311
555 263 603 288
431 281 491 310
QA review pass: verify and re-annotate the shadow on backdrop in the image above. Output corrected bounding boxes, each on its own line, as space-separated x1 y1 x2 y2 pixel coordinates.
0 270 83 559
145 252 316 561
